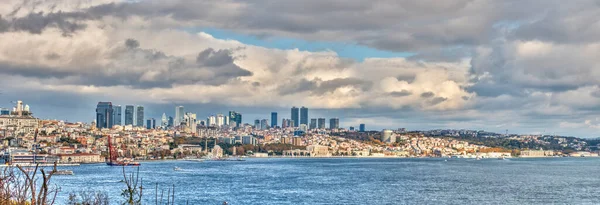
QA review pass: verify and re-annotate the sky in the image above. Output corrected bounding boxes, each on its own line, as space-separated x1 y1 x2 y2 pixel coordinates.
1 0 600 137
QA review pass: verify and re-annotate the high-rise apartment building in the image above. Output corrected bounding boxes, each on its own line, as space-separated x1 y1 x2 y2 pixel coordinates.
261 119 268 130
175 106 184 126
271 112 277 128
208 115 216 126
359 124 366 132
124 105 134 125
228 111 243 127
329 118 339 129
136 106 144 127
291 107 299 127
113 105 122 126
216 114 225 127
317 118 326 129
168 116 174 127
161 113 167 127
254 119 260 129
300 106 308 126
310 118 317 129
282 119 289 128
96 102 114 129
146 118 156 129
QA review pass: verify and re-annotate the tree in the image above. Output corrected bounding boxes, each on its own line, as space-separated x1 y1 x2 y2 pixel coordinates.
121 167 143 205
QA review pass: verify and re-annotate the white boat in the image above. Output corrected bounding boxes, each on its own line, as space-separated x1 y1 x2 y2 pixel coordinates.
173 166 182 171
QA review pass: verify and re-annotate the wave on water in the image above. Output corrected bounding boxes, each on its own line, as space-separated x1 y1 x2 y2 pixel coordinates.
97 179 122 183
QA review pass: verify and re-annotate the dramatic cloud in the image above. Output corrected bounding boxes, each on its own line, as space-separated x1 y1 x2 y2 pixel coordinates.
2 0 600 137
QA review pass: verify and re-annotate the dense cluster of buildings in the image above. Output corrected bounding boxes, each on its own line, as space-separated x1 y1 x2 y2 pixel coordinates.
0 100 598 164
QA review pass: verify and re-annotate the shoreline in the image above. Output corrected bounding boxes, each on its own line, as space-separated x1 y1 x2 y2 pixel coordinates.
132 155 600 162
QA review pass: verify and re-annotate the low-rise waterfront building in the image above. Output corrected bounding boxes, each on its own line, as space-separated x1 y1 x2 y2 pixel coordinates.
57 153 103 163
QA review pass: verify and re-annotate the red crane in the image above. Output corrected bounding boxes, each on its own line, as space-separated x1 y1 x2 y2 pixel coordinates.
106 135 139 166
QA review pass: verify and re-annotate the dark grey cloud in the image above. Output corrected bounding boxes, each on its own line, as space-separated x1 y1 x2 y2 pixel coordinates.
465 81 525 97
420 92 435 98
277 79 317 95
512 1 600 44
278 77 370 96
430 97 447 105
396 74 416 83
43 0 548 54
0 11 89 35
0 38 252 88
313 78 371 95
125 38 140 49
389 90 412 97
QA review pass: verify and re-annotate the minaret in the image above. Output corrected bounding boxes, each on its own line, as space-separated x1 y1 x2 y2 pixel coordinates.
205 138 208 154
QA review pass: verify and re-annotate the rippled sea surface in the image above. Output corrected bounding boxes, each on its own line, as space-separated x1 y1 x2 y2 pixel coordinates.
49 158 600 204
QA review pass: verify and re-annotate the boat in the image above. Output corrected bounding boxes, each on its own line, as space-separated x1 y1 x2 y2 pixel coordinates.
205 157 246 162
498 156 506 160
52 170 74 175
476 156 482 160
173 166 182 171
106 135 140 166
107 160 140 166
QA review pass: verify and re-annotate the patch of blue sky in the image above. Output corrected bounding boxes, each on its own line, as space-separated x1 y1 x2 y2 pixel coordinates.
187 27 414 61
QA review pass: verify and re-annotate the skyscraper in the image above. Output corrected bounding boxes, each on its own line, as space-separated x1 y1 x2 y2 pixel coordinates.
229 111 243 128
329 118 339 129
136 105 144 127
175 106 184 126
317 118 326 129
254 119 260 129
359 124 366 132
216 114 225 127
282 119 289 128
310 118 317 129
124 105 134 125
161 113 167 127
261 119 268 130
300 106 308 126
271 112 278 128
235 112 242 127
291 107 299 127
168 116 174 127
113 105 122 126
208 115 216 126
146 118 153 129
96 102 114 129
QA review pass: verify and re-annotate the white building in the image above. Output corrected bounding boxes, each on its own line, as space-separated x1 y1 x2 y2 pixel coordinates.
175 106 184 126
216 114 224 127
208 115 216 126
0 115 39 135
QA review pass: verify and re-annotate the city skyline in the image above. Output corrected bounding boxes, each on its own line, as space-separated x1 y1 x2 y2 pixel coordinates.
91 103 356 130
2 1 600 137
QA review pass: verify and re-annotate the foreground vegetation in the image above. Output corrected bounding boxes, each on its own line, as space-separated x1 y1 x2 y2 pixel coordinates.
0 164 181 205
